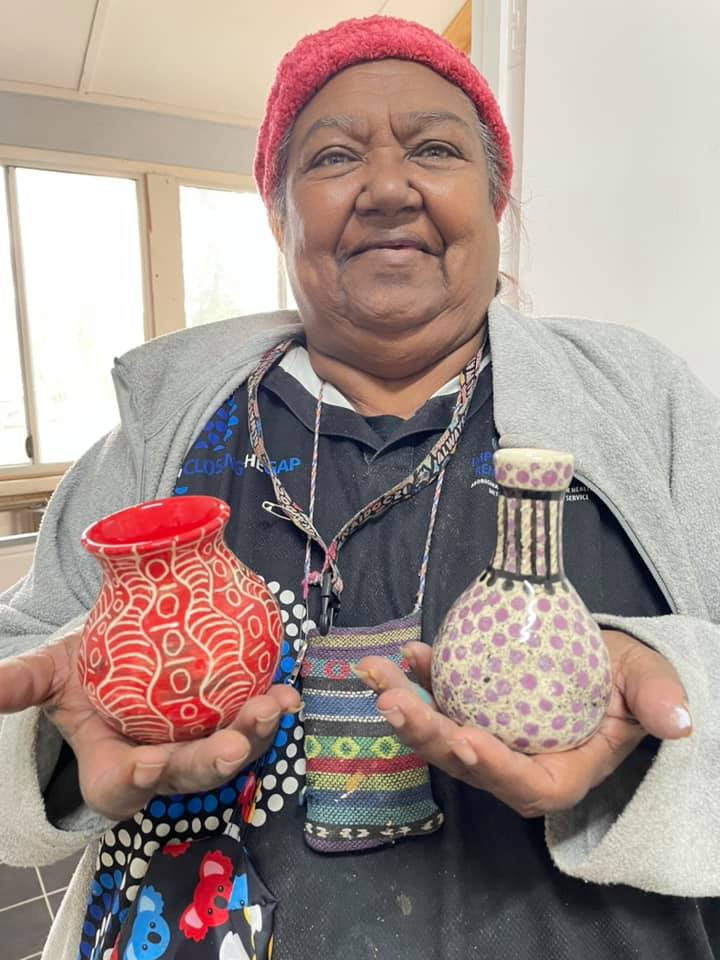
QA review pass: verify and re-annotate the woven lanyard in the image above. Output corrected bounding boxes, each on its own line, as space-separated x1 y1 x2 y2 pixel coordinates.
246 335 486 623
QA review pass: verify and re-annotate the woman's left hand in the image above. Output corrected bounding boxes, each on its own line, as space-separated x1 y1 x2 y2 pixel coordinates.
354 629 692 818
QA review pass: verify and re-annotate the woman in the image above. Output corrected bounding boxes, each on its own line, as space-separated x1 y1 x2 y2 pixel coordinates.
0 16 718 960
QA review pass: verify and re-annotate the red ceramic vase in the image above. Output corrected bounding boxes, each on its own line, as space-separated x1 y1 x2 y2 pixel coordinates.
78 496 283 744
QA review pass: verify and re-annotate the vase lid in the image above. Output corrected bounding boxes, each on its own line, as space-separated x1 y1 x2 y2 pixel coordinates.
492 449 574 492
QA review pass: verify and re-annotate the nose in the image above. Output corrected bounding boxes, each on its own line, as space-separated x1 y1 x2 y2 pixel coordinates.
355 152 422 218
148 931 162 945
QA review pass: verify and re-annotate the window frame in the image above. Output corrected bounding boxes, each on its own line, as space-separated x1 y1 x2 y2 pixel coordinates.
0 146 276 497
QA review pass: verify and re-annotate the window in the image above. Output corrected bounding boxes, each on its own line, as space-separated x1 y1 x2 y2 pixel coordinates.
2 166 145 467
0 173 27 467
0 154 289 493
179 185 285 327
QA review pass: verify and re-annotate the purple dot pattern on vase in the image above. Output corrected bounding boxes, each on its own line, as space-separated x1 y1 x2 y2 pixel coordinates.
431 448 612 755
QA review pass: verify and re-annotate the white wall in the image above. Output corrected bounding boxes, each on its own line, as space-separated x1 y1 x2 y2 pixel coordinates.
518 1 720 396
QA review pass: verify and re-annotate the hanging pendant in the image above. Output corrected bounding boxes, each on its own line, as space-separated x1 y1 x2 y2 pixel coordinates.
432 450 612 754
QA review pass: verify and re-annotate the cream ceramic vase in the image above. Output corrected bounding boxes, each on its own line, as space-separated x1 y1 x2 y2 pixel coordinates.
432 449 612 754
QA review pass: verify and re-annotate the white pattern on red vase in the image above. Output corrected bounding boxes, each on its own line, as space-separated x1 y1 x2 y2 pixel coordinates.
79 496 283 743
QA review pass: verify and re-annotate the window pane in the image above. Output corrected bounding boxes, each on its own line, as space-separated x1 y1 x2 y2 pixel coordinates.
180 187 279 327
15 168 145 464
0 170 29 467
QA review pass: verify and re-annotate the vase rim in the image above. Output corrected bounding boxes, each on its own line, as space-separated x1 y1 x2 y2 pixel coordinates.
493 448 574 493
494 448 574 462
81 495 230 557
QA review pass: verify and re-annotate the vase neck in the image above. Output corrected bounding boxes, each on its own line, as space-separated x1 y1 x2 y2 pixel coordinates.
95 528 224 577
490 488 565 583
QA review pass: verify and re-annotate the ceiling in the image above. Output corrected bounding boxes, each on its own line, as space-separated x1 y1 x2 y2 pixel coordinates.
0 0 466 124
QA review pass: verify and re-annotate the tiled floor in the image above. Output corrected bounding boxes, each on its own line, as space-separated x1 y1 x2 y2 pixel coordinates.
0 852 83 960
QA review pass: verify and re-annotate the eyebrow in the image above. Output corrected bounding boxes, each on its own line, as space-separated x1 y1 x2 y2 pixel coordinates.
298 114 358 151
397 111 474 135
298 110 474 151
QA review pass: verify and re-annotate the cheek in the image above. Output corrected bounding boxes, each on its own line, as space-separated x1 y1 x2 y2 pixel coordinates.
426 179 496 247
434 205 499 288
285 182 352 262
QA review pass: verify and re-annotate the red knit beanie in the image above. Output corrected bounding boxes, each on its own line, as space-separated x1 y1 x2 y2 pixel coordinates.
254 15 512 219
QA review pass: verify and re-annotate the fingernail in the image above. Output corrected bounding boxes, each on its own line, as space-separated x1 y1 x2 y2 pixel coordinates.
215 754 249 776
378 706 405 729
133 762 165 789
673 705 693 736
351 664 385 688
446 738 478 766
285 701 305 715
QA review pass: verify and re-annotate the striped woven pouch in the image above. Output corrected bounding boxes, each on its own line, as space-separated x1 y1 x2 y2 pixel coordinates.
300 613 444 853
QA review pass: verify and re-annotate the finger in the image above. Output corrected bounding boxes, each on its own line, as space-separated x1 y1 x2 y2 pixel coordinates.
375 684 442 746
0 647 64 713
228 685 301 740
155 727 254 796
565 714 648 792
70 685 298 818
71 717 174 819
614 638 692 740
400 642 433 690
375 680 640 816
355 657 436 713
354 656 434 704
372 685 542 802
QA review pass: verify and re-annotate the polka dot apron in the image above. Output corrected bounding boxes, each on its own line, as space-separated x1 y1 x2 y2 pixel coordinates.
77 395 303 960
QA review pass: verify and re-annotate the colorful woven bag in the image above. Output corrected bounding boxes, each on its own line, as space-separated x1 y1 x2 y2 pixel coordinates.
300 614 444 853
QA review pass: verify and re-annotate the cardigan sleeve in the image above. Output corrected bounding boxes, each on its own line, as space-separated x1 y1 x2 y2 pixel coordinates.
0 425 140 865
544 362 720 896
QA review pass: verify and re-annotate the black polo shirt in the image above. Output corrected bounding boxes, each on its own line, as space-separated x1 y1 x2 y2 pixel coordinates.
172 345 715 960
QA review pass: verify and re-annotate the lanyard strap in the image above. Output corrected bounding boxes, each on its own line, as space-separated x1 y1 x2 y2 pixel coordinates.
247 334 487 599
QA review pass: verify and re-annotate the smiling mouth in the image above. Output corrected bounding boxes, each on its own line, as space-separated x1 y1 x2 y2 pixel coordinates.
350 243 432 259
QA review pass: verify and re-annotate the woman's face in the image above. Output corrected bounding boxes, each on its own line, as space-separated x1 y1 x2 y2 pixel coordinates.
277 59 500 374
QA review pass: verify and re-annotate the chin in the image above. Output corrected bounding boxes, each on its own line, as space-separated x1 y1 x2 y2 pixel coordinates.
343 293 444 336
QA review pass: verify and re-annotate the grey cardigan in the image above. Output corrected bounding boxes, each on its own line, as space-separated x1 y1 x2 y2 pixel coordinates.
1 299 719 960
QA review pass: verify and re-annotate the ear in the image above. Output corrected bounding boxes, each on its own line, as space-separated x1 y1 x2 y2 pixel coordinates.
201 851 232 878
137 887 163 915
179 904 207 941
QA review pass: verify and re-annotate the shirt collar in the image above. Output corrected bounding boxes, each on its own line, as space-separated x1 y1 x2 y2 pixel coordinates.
262 342 492 454
278 343 465 410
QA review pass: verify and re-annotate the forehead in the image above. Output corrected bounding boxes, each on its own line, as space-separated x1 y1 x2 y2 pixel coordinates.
291 59 479 136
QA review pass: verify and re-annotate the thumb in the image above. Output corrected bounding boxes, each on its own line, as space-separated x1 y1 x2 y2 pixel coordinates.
0 645 66 714
619 641 692 740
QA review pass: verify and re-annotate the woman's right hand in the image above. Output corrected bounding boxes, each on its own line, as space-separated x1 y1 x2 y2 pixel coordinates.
0 632 301 821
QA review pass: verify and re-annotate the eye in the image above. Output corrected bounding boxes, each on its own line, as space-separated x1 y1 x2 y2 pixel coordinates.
208 907 214 916
217 885 224 893
311 148 357 168
149 922 155 929
414 141 461 160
